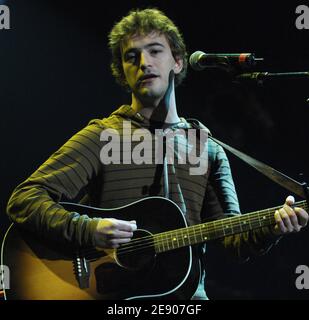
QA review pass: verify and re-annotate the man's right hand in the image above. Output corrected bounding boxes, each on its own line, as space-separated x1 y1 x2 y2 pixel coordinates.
93 218 137 249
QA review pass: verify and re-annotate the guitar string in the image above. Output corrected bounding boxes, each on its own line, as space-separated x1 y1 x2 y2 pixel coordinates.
117 216 275 255
86 213 300 257
85 201 308 257
115 216 301 256
115 202 309 255
115 201 308 251
84 217 274 258
105 216 277 257
85 201 308 256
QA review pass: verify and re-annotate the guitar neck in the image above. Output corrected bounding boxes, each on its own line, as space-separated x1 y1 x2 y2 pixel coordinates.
154 200 308 253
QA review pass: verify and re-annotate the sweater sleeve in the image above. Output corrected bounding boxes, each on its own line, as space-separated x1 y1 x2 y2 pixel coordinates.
203 142 282 261
6 123 104 247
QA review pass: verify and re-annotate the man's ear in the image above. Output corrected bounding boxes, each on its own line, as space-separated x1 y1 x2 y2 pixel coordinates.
173 56 183 75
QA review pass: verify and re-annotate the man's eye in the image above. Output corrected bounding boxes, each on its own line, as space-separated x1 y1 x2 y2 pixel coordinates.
151 49 161 55
126 55 136 61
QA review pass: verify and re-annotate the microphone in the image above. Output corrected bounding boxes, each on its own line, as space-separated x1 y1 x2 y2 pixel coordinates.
189 51 262 71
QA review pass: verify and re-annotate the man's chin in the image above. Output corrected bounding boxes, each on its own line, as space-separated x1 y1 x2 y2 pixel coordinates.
136 88 160 100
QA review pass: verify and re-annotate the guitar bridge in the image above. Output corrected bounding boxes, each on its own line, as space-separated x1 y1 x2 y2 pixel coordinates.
73 250 90 289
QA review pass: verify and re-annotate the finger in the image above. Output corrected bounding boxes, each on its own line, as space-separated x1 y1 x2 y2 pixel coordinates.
295 207 309 227
112 230 134 239
285 195 295 206
103 229 134 240
114 219 137 232
96 218 115 232
275 210 287 233
283 204 301 231
278 207 294 232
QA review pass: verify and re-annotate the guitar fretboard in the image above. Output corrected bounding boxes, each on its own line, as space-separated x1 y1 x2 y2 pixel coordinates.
154 200 308 253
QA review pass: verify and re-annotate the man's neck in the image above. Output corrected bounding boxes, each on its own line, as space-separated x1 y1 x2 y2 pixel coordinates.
130 92 181 124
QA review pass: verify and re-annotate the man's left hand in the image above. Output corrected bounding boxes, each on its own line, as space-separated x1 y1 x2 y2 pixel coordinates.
273 195 309 235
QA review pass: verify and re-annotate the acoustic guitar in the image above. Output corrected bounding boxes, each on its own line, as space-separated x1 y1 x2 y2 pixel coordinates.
1 196 307 300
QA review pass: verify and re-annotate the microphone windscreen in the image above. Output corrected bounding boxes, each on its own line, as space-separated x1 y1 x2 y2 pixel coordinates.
189 51 205 71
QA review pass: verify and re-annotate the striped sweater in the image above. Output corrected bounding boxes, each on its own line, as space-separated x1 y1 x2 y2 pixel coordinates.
7 105 279 259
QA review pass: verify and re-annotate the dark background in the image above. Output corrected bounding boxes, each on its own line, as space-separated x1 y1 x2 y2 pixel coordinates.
1 0 308 299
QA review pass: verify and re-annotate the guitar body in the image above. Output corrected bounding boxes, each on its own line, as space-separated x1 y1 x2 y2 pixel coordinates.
1 197 201 300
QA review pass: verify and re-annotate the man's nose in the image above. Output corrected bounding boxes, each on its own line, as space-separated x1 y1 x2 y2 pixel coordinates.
140 51 152 70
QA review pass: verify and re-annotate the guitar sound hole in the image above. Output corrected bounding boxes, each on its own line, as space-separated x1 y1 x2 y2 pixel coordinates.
115 229 156 271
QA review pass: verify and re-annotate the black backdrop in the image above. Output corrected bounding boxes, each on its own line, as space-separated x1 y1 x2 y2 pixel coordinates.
1 0 308 299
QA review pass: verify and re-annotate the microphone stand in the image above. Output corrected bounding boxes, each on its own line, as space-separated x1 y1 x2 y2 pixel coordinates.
196 58 309 102
236 71 309 86
234 70 309 103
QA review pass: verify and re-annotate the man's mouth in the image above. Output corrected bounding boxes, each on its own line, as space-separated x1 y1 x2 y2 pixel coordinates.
138 74 159 84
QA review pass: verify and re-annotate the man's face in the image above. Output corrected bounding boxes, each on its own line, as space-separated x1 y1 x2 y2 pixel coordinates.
121 32 183 104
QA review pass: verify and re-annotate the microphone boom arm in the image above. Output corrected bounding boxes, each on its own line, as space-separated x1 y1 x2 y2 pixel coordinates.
236 71 309 85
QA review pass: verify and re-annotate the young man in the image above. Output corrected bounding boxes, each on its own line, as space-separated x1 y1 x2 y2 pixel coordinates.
6 8 308 300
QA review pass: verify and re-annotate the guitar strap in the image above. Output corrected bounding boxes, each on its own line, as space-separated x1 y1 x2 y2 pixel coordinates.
120 112 308 202
186 118 309 202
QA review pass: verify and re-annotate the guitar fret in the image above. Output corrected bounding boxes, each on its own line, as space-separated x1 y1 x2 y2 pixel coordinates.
171 233 175 249
198 224 203 243
183 230 189 246
257 212 263 228
155 235 159 253
241 218 249 232
168 233 172 250
201 224 208 241
198 225 202 243
237 215 243 233
161 234 166 252
193 226 197 244
157 234 163 253
172 232 179 249
179 230 184 246
210 221 217 239
191 228 197 244
175 231 180 248
225 220 233 235
248 215 252 230
219 219 225 236
263 213 269 226
233 216 243 234
167 233 171 251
